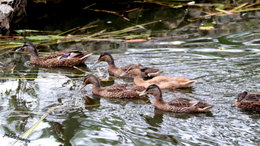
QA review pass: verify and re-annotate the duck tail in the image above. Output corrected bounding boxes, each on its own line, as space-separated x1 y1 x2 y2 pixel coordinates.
147 70 164 77
200 105 213 112
181 80 196 86
80 53 93 60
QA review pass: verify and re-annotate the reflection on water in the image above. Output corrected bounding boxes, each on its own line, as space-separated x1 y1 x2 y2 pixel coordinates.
1 11 260 146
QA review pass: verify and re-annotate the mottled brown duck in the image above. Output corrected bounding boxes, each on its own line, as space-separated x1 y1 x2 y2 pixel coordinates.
82 74 148 98
122 67 196 90
95 52 162 78
235 91 260 111
16 42 92 67
140 84 213 113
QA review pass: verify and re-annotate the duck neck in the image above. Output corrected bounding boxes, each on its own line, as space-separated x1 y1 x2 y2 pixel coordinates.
105 56 117 67
153 88 164 103
28 48 39 58
91 77 101 88
107 57 121 74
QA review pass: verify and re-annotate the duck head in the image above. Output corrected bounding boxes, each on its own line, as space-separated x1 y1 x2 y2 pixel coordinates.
95 52 115 65
237 91 248 102
82 74 101 88
120 66 144 77
139 84 162 100
16 42 38 57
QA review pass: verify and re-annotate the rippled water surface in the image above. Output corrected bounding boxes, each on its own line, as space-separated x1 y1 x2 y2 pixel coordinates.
1 17 260 146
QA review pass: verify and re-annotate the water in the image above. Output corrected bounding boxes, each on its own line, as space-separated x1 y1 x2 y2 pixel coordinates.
1 12 260 146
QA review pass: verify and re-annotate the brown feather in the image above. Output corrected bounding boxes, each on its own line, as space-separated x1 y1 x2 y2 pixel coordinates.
235 92 260 111
17 42 91 67
127 68 196 90
83 74 148 99
40 49 73 59
31 57 86 67
143 84 213 113
96 52 162 78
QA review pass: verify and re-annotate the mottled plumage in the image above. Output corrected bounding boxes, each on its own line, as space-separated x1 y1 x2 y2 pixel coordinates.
16 42 92 67
82 74 147 98
140 84 213 113
235 91 260 111
124 67 196 90
95 52 162 78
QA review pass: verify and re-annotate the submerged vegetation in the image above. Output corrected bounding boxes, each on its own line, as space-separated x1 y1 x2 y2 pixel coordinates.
0 0 259 55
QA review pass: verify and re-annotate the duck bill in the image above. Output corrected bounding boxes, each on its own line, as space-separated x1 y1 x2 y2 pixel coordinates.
80 84 87 91
16 47 24 52
138 90 147 96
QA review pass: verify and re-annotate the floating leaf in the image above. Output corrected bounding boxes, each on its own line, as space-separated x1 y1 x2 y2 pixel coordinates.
15 29 43 34
124 39 148 43
213 4 225 10
218 47 226 50
26 36 52 41
232 3 248 11
199 26 214 30
143 112 151 116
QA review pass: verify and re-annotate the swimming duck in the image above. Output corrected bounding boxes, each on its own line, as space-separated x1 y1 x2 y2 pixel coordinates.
95 52 162 78
235 91 260 111
16 42 92 67
140 84 213 113
82 74 148 98
122 67 196 90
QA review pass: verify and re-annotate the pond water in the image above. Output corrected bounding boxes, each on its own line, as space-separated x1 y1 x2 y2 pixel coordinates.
0 10 260 146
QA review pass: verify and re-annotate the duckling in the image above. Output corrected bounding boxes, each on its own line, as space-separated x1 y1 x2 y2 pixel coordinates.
95 52 162 78
235 91 260 111
16 42 92 67
122 67 196 90
140 84 213 113
82 74 147 98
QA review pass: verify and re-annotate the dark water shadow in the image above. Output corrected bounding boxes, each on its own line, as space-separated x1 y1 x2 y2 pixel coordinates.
144 109 214 128
238 109 260 119
155 109 214 119
45 110 88 146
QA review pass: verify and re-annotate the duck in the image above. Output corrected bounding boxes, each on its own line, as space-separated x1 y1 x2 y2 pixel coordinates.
16 42 92 67
81 74 148 98
122 67 196 90
139 84 213 113
235 91 260 111
94 52 162 78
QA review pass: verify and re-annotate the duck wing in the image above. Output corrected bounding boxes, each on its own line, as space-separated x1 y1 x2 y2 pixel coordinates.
41 49 73 59
244 93 260 102
37 57 86 67
168 97 213 111
168 98 193 107
104 84 128 92
140 67 163 77
58 51 84 59
100 84 146 98
128 85 146 92
147 76 175 84
121 64 143 71
35 51 91 67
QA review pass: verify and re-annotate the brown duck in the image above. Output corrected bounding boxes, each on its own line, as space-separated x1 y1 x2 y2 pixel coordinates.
123 67 196 90
95 52 162 78
82 74 147 98
235 91 260 111
16 42 92 67
140 84 213 113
